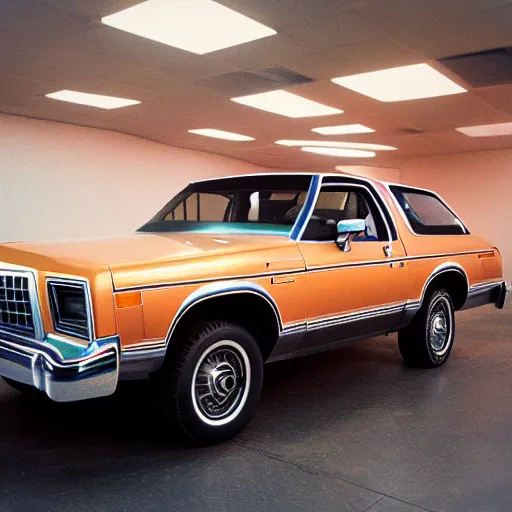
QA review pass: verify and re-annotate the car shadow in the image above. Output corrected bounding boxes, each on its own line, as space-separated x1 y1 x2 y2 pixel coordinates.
0 333 425 455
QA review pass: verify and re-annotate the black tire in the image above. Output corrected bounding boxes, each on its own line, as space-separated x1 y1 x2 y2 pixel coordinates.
398 289 455 368
151 321 263 445
2 377 39 394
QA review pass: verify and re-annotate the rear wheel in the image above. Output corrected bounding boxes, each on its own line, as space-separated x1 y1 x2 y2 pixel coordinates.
151 321 263 445
398 289 455 368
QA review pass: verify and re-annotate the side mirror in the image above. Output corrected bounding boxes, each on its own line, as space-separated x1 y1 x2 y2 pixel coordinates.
336 219 365 252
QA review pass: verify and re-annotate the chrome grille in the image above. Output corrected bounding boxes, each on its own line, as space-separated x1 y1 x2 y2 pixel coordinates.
0 273 35 337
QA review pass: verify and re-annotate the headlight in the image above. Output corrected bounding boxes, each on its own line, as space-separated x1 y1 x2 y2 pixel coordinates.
48 280 91 340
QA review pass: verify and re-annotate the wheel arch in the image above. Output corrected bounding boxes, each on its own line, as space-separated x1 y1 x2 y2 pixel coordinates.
419 263 469 311
165 281 282 362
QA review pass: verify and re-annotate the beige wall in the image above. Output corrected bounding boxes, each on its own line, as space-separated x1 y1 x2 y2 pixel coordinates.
0 113 268 242
398 150 512 279
1 113 510 280
336 165 401 184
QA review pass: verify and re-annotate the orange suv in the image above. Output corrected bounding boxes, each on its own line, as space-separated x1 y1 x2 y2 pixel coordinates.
0 173 509 444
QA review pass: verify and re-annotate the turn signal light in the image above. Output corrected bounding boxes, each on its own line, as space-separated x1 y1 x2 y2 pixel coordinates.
115 291 142 308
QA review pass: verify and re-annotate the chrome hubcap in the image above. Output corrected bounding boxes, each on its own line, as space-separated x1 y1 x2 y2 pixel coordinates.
192 341 249 424
208 361 238 402
428 297 452 354
430 312 447 351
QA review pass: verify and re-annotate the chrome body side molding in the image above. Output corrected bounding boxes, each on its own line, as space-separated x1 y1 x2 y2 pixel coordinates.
299 301 406 352
268 302 406 362
307 302 406 331
113 249 493 293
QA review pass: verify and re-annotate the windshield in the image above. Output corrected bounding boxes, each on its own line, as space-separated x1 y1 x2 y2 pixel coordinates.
138 175 313 236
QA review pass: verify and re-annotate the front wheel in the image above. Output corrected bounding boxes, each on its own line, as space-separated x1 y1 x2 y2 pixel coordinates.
151 321 263 445
398 289 455 368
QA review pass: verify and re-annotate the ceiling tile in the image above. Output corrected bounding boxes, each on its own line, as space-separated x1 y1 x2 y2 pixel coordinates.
280 39 424 81
155 55 237 82
404 129 512 155
393 4 512 58
215 0 366 30
41 0 142 18
209 34 312 71
217 0 387 51
0 1 93 36
1 0 512 168
474 84 512 115
61 24 204 71
35 42 154 82
387 93 508 132
362 0 512 26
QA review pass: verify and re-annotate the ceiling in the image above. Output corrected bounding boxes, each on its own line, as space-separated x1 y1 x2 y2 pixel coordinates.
1 0 512 169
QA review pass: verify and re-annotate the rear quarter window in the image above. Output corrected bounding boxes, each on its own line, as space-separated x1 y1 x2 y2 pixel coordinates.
390 186 467 235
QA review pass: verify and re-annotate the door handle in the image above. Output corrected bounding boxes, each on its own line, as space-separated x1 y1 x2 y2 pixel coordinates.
383 245 393 257
390 261 405 269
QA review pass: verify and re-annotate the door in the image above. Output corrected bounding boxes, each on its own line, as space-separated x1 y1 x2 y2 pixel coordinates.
296 181 409 352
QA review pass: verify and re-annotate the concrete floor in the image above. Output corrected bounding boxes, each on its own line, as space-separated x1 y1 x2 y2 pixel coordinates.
0 305 511 512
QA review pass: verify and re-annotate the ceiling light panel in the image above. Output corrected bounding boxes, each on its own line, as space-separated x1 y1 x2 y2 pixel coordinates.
45 90 140 109
456 122 512 137
302 147 376 158
231 90 343 118
332 64 467 102
312 124 375 135
275 140 396 151
188 129 254 141
101 0 276 55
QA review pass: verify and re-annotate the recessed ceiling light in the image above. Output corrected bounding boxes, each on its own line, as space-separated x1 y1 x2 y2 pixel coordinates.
312 124 375 135
101 0 276 55
275 140 396 151
232 90 343 118
456 122 512 137
302 147 376 158
188 129 255 141
45 90 140 109
331 64 467 102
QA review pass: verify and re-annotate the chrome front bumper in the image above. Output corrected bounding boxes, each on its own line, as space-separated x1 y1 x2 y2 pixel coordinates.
496 281 512 309
0 332 119 402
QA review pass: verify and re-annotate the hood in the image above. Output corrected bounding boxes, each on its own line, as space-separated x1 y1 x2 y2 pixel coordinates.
0 232 300 288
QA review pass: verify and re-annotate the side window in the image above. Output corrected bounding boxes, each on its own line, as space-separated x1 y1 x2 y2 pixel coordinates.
302 187 386 241
165 193 230 221
390 186 466 235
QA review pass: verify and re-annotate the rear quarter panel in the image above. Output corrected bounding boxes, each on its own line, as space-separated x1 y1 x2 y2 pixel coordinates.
375 181 503 302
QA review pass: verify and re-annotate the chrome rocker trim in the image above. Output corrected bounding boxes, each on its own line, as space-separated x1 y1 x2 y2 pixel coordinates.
0 331 120 402
307 302 406 331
